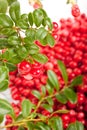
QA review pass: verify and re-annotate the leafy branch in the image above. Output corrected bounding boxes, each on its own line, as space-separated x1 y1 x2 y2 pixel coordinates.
0 60 84 130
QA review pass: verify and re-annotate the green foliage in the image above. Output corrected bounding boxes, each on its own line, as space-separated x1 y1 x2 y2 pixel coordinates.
0 99 15 118
0 0 8 13
49 117 63 130
63 88 77 103
0 115 4 123
22 99 33 118
9 1 21 23
32 90 41 99
58 60 68 85
0 14 13 27
47 70 60 91
67 121 84 130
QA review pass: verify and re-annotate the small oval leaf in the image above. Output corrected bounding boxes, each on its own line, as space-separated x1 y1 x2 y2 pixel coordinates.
47 70 60 91
63 88 77 103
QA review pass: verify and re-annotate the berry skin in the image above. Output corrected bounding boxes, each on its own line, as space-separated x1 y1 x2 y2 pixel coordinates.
71 4 80 17
18 60 31 75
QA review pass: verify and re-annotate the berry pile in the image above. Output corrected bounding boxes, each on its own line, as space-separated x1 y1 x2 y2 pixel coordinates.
7 13 87 130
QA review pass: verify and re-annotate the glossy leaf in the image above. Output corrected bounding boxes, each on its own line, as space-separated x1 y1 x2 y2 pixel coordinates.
0 66 9 83
9 1 20 23
8 36 21 46
25 29 36 41
28 44 39 55
41 86 46 96
0 14 13 27
63 88 77 103
46 97 54 106
42 103 53 113
17 18 29 29
0 107 10 115
33 8 44 27
32 90 41 99
69 75 83 88
5 62 17 71
36 122 51 130
58 60 68 85
46 33 55 47
0 99 15 117
0 28 16 37
0 0 8 13
46 82 54 94
44 17 53 30
47 70 60 91
15 45 28 59
0 38 8 49
67 121 84 130
22 99 32 118
36 27 48 40
32 53 48 64
16 114 23 121
28 12 33 26
0 115 4 123
56 93 68 104
49 117 63 130
27 122 34 130
0 80 8 92
7 0 17 5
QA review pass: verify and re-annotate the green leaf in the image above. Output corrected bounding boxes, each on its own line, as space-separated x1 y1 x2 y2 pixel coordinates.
36 27 48 40
49 117 63 130
0 0 8 13
36 122 51 130
32 53 48 64
28 12 33 26
67 121 84 130
28 44 39 55
0 38 8 49
9 1 20 23
41 86 46 96
56 109 69 114
75 121 84 130
0 28 16 37
33 8 44 27
25 29 36 41
0 66 9 83
58 60 68 85
47 70 60 91
7 0 17 5
22 99 32 118
46 97 54 106
27 122 34 130
46 82 54 94
56 93 68 104
44 17 53 30
69 75 83 88
0 99 15 117
46 33 55 47
15 45 28 59
42 103 53 113
63 88 77 103
17 18 29 29
0 115 4 123
0 80 8 92
32 90 41 99
8 36 21 46
16 114 23 121
18 126 25 130
5 62 17 71
0 14 13 27
0 107 10 115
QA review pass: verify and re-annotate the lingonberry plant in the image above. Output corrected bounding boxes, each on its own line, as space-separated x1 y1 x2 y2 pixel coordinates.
0 0 87 130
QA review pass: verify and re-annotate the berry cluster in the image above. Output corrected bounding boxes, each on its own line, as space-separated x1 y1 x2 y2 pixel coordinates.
6 13 87 130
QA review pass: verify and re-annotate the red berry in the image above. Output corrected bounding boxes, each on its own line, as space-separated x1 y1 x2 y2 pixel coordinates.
71 4 80 17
